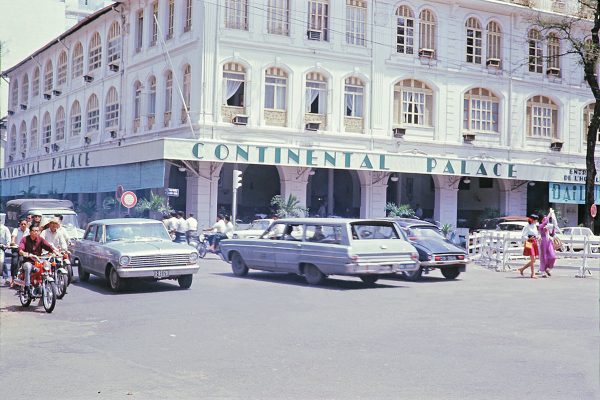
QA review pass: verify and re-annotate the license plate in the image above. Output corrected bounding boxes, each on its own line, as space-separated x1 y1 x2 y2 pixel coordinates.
154 270 169 278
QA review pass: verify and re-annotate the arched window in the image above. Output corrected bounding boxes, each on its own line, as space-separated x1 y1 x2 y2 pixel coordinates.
344 76 364 118
466 17 482 64
148 76 156 129
164 71 173 126
9 125 17 156
528 29 543 73
55 106 65 141
527 96 558 138
547 33 561 73
87 94 100 132
394 79 433 126
19 121 27 154
70 101 82 137
223 63 246 107
395 6 414 55
42 111 52 145
419 9 436 54
105 87 119 128
32 67 40 96
10 79 18 109
88 32 102 71
44 60 53 92
305 72 327 114
21 74 29 106
107 21 121 64
133 81 142 132
72 42 84 78
182 65 191 123
30 117 38 149
57 50 68 85
463 88 499 133
264 67 287 111
486 21 502 64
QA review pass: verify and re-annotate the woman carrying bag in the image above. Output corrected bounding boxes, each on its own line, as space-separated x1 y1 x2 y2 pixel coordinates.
518 214 540 278
538 209 558 277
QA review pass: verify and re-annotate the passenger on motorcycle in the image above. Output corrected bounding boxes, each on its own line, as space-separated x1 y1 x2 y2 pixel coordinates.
204 215 227 252
18 225 55 295
41 217 69 253
54 214 71 245
29 211 43 229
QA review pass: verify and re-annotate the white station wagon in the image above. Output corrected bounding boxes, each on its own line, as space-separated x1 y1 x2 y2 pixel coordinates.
219 218 419 285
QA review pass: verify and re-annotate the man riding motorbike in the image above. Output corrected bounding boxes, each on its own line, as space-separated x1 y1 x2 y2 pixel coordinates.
41 217 69 253
18 225 55 295
9 218 29 288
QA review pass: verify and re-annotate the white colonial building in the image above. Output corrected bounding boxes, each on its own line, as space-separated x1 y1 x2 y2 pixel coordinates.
1 0 599 231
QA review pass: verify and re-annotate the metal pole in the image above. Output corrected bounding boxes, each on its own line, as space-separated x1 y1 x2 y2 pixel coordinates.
232 188 237 232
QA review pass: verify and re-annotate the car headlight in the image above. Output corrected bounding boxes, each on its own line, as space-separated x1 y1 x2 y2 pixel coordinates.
119 256 131 266
189 252 199 263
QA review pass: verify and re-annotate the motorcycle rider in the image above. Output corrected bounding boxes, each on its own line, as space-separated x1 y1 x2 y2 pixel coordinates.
29 211 43 229
54 214 71 246
204 215 226 252
41 217 69 253
0 214 12 286
18 225 55 295
10 218 29 288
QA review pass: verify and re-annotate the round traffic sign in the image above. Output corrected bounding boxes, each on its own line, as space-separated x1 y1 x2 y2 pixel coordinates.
121 191 137 209
591 204 597 218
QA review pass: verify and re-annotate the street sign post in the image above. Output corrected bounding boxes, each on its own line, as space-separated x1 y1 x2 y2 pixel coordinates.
121 191 137 209
116 185 124 216
165 188 180 197
591 204 597 218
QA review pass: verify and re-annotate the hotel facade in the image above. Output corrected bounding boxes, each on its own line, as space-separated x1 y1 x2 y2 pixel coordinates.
2 0 599 230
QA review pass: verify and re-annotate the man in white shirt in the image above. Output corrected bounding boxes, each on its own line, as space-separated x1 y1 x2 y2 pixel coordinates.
167 211 178 235
186 213 198 242
204 215 226 251
41 218 69 253
174 211 188 243
0 214 12 285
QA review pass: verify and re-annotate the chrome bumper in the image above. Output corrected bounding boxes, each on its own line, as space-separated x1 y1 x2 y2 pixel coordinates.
118 264 200 278
344 261 419 275
420 260 467 270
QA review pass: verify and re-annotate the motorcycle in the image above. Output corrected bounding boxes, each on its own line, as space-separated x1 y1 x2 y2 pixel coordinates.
189 233 223 260
14 254 58 313
47 253 69 299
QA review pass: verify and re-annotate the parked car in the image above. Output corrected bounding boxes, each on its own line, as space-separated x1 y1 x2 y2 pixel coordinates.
219 218 419 286
71 218 200 291
231 219 275 239
389 218 467 281
496 221 529 232
556 227 600 252
477 216 529 232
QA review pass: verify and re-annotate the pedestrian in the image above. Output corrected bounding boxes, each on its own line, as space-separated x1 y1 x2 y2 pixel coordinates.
0 213 12 285
167 211 178 237
174 211 188 243
538 209 558 277
518 214 539 278
10 218 29 288
186 213 198 242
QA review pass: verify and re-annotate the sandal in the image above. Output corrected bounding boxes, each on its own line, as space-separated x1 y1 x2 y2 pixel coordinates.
546 271 551 277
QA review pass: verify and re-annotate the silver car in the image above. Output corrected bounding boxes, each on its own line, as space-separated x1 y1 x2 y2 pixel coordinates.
219 218 419 285
72 218 199 291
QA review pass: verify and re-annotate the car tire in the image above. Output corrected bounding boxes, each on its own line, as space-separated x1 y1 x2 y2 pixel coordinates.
231 252 249 277
441 267 460 280
108 266 123 292
78 260 90 282
178 274 193 289
360 275 379 286
403 267 423 281
304 264 325 285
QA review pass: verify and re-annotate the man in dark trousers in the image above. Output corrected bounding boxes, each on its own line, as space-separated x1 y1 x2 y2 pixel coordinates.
18 225 55 295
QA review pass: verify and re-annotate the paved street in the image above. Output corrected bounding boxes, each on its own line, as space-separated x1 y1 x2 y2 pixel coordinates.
1 257 598 400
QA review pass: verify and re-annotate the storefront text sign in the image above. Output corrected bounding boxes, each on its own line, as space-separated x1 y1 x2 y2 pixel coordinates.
549 183 600 204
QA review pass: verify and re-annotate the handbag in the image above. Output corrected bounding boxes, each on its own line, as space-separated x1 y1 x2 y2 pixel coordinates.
552 236 563 251
524 240 533 251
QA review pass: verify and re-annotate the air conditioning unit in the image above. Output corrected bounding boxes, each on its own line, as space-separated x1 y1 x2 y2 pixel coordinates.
43 92 52 100
52 89 62 97
232 115 249 125
20 104 27 111
486 58 501 68
83 74 94 83
463 133 476 142
418 48 435 59
392 127 406 138
550 140 563 151
307 30 321 40
547 67 561 76
7 109 14 116
305 122 321 131
52 143 60 152
108 61 119 72
110 130 118 138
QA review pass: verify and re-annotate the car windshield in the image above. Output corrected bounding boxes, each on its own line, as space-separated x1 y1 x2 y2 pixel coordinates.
408 226 445 239
105 223 171 242
350 222 399 240
248 220 270 231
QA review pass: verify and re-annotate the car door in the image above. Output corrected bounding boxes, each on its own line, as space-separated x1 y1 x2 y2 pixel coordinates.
248 222 287 270
274 223 303 272
77 225 97 272
87 224 105 274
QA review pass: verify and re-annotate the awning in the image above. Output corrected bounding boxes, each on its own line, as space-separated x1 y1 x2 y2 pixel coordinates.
0 160 165 197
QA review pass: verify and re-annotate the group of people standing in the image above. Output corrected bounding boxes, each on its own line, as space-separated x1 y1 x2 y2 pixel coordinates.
0 211 70 291
162 211 198 243
518 208 559 279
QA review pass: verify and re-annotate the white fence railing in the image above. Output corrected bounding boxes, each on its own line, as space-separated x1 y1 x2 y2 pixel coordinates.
467 231 599 278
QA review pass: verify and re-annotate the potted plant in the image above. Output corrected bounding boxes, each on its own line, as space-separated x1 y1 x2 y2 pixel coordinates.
385 202 416 218
136 192 171 219
270 194 308 218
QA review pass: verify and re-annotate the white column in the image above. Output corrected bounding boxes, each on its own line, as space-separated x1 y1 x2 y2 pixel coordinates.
433 176 459 227
277 166 310 210
359 171 389 218
498 180 528 216
186 162 223 230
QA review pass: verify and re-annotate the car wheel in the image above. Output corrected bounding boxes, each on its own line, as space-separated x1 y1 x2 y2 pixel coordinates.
178 274 193 289
109 266 123 292
304 264 325 285
403 267 423 281
360 275 379 286
441 267 460 280
231 252 249 277
78 260 90 282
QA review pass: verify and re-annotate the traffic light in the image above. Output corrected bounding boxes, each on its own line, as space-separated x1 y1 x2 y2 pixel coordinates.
233 169 243 190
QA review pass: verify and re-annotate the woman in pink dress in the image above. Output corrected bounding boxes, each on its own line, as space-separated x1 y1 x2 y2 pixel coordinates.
538 209 558 278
